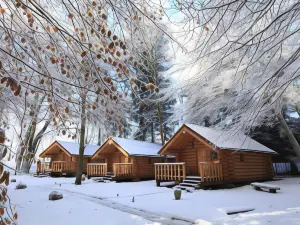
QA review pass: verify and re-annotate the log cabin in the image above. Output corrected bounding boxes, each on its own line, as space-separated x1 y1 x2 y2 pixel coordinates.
37 140 100 176
87 137 174 181
155 124 277 188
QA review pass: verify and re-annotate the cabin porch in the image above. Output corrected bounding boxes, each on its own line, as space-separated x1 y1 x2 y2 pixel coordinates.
87 163 135 181
36 161 77 175
38 143 79 176
156 128 225 187
154 162 223 187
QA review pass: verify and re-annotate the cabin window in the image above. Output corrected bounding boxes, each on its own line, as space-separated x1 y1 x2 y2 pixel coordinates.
211 151 218 161
148 158 151 164
240 152 244 162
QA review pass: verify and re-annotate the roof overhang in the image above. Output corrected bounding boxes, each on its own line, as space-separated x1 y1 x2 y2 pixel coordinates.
158 124 219 155
159 124 277 155
91 137 129 159
39 141 72 158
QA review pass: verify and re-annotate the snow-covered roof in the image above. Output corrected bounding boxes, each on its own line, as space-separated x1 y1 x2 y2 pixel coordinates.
185 124 276 154
111 137 164 157
57 140 100 156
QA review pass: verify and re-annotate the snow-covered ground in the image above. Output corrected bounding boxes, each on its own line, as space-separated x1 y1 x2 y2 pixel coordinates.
8 175 300 225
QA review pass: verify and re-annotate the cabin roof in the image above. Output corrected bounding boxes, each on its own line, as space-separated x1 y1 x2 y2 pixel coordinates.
39 140 101 157
91 137 173 158
57 141 100 156
185 124 275 153
110 137 165 157
159 124 276 155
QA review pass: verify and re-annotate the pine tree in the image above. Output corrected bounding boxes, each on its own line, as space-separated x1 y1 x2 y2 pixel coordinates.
131 27 176 144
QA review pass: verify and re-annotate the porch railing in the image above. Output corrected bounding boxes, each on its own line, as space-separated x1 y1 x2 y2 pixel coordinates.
36 162 51 174
154 163 186 181
52 161 77 173
87 163 107 177
199 162 223 183
113 163 133 177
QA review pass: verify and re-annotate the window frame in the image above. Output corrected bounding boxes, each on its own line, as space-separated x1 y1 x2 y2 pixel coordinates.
211 150 218 161
240 152 244 162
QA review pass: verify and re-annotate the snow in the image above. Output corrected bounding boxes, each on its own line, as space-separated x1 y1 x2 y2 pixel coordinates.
251 182 280 189
112 137 164 157
8 176 300 225
56 140 100 156
223 206 255 215
159 181 176 187
9 184 155 225
185 124 276 154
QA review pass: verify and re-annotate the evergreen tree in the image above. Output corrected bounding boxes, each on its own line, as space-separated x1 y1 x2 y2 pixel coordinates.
131 27 176 144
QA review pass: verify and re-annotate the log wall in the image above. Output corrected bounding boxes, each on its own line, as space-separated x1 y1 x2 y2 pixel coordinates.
132 156 165 179
72 156 89 173
221 150 274 183
177 139 215 175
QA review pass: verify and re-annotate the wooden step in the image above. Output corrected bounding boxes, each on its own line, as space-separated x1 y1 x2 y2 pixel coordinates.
106 172 114 175
92 176 113 182
175 185 195 191
179 182 199 187
183 179 200 183
185 176 201 180
33 174 49 178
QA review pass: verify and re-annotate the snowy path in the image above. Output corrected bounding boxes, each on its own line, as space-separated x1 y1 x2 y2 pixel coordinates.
48 187 194 225
9 176 300 225
9 181 193 225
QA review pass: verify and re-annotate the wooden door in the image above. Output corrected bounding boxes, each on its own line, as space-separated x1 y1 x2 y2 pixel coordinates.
197 149 206 175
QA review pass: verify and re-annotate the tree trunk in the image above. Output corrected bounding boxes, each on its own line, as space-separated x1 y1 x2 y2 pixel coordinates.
19 95 46 173
20 122 37 173
75 90 87 185
97 127 101 145
16 94 45 171
85 126 89 144
157 102 165 145
15 124 32 171
278 112 300 159
151 122 154 143
26 119 51 173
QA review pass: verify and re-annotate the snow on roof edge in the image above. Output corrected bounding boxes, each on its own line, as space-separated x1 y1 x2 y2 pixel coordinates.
55 140 100 156
110 137 164 157
184 124 276 154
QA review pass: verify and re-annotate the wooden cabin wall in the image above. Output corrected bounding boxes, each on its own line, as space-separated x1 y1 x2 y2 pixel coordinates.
132 156 165 179
90 157 106 163
72 156 89 173
221 150 274 183
51 152 71 161
91 150 127 172
178 139 213 176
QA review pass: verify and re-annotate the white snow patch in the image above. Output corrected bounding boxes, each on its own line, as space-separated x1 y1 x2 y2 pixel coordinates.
57 140 100 156
112 137 163 156
159 181 175 187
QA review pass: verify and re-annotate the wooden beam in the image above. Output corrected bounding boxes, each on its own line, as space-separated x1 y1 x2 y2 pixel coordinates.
91 138 129 160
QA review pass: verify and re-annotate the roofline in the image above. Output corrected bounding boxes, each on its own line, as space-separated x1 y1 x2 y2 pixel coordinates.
71 154 92 157
158 124 219 155
91 137 129 159
159 124 276 155
220 147 278 154
40 141 99 158
130 154 175 158
39 141 72 158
